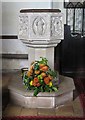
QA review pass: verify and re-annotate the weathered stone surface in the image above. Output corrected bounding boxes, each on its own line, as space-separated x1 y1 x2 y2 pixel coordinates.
38 108 55 116
2 73 12 89
10 91 55 108
55 102 74 116
8 73 75 97
8 72 75 108
55 91 73 106
3 97 83 117
18 10 64 42
72 96 83 116
20 108 37 116
3 104 22 116
18 9 64 70
10 91 73 108
28 47 55 70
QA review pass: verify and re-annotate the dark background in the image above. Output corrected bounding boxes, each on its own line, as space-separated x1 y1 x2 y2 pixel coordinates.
55 24 85 77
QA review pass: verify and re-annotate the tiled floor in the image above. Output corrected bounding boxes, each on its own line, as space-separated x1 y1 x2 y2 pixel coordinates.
3 97 83 117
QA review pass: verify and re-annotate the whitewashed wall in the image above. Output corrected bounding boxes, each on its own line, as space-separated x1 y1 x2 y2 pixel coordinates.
2 2 52 35
2 1 52 69
2 1 52 54
2 1 65 69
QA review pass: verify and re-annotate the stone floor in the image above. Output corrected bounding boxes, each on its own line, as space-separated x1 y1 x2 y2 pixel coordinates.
3 97 83 117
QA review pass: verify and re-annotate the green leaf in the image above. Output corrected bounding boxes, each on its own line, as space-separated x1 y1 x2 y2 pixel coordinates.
29 76 34 80
33 88 39 96
39 79 44 85
45 85 50 92
38 75 43 80
24 79 28 83
24 75 28 79
40 86 44 92
52 87 58 92
39 57 48 65
49 88 53 92
46 70 57 78
34 63 39 70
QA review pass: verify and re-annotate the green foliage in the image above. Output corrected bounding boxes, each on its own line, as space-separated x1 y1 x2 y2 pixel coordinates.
52 86 58 91
40 86 44 92
34 88 39 96
22 57 59 96
45 85 50 92
39 57 48 65
34 63 39 70
38 75 43 80
46 69 57 78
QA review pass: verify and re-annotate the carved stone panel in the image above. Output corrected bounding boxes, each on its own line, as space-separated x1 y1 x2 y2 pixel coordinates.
18 10 64 44
32 16 46 36
29 13 50 41
51 13 64 40
18 13 29 40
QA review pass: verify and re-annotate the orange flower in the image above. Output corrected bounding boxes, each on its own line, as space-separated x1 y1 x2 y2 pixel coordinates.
27 71 32 77
44 77 50 84
30 69 33 74
32 81 37 87
35 70 40 75
48 75 53 80
40 66 48 72
39 64 45 68
37 82 40 87
41 72 47 78
30 65 33 70
34 77 39 83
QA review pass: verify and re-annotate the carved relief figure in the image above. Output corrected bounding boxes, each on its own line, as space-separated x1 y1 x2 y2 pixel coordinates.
32 16 46 36
51 17 62 36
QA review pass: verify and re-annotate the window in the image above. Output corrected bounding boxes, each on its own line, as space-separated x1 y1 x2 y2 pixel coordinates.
64 1 85 37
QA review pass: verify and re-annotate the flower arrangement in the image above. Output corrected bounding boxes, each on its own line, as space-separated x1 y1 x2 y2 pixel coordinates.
22 57 59 96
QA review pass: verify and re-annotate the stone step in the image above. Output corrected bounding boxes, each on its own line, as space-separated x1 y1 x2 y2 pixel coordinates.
8 73 75 97
8 72 75 108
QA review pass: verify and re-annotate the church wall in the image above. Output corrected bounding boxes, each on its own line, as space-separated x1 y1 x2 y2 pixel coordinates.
2 1 53 69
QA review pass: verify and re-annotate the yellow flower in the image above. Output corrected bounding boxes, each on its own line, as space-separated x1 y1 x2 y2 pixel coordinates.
30 81 33 86
48 81 52 87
